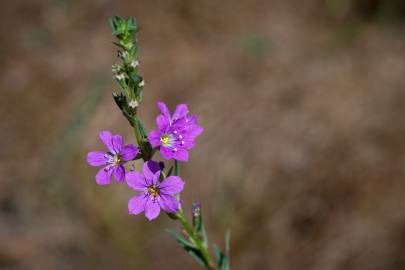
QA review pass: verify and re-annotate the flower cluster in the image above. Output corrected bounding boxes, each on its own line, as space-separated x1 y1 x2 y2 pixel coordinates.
86 101 201 220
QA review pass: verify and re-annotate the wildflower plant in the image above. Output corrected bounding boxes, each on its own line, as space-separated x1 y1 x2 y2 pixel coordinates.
86 16 230 270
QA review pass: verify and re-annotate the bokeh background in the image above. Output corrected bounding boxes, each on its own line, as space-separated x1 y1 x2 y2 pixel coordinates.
2 0 405 269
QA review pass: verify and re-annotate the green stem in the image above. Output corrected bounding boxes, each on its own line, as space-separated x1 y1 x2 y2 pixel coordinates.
177 210 217 270
132 118 143 152
174 160 180 176
134 116 146 161
174 161 217 270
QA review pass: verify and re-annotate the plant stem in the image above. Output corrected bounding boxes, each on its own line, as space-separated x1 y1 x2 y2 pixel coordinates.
132 117 144 156
174 160 217 270
177 210 217 270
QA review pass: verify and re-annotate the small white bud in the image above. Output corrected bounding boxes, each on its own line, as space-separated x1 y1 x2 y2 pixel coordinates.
138 80 145 87
115 73 125 81
129 99 139 109
131 60 140 68
121 51 129 59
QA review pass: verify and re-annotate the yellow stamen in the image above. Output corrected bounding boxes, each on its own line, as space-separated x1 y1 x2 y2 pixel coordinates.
147 185 159 197
160 134 170 146
113 154 121 164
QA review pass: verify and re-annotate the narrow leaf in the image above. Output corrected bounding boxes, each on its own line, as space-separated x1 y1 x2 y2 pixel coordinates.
165 229 195 249
186 247 207 267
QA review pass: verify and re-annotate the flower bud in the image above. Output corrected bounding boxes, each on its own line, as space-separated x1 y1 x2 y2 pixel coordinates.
192 202 202 231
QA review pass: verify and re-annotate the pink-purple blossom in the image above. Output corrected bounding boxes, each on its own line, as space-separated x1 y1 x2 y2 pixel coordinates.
126 160 184 220
87 130 139 185
148 102 203 161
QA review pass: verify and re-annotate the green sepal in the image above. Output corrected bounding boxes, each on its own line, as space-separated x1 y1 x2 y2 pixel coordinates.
127 17 139 33
165 212 178 220
166 165 174 177
112 41 126 50
134 152 143 160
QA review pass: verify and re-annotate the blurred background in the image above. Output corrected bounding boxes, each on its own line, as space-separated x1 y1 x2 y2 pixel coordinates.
2 0 405 269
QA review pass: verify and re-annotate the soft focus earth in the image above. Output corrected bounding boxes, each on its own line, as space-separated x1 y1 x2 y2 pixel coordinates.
2 0 405 269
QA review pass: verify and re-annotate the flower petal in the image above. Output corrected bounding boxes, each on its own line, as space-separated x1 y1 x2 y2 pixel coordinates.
143 160 161 181
128 194 146 215
156 115 170 132
126 171 147 191
173 148 189 162
99 130 114 153
95 167 113 185
189 125 203 138
159 194 179 213
114 165 125 182
152 171 160 186
173 104 188 120
121 144 139 161
144 198 161 220
112 135 124 153
157 101 170 117
86 151 108 166
148 130 162 148
160 147 174 160
160 176 184 195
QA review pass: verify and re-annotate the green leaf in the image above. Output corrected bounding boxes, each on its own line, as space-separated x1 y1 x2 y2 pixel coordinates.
213 244 224 266
109 16 125 36
225 229 231 258
128 72 142 84
112 92 135 126
201 224 209 248
166 229 210 267
214 243 230 270
165 229 195 249
186 247 207 267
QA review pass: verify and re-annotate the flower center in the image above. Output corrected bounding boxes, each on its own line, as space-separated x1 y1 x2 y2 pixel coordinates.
147 185 160 198
160 134 171 146
113 154 121 164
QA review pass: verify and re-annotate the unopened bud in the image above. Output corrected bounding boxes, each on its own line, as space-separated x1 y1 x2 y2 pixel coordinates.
128 99 138 109
131 60 140 68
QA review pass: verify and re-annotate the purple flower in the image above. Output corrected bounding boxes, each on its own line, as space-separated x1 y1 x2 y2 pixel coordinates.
86 130 139 185
126 160 184 220
148 101 203 161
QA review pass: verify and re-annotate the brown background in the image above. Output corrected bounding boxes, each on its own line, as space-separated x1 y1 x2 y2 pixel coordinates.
2 0 405 269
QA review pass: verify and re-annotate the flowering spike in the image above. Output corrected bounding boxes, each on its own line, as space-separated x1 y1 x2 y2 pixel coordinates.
86 17 231 269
